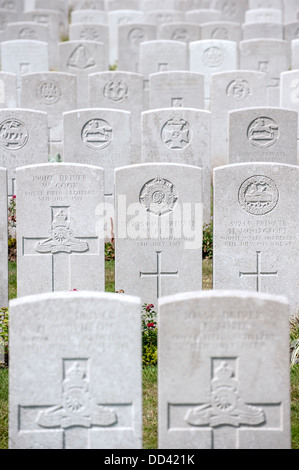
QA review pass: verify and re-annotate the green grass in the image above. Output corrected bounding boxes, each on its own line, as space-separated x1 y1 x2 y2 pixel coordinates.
2 260 299 449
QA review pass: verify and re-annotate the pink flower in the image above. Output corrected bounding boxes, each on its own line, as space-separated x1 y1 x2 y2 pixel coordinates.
146 304 154 311
147 322 155 328
12 195 16 199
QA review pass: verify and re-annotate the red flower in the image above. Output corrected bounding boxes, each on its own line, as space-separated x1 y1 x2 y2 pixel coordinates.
12 195 16 199
147 322 155 328
146 304 154 311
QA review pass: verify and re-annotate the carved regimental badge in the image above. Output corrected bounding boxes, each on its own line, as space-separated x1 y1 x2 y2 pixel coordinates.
247 117 279 148
81 119 112 150
0 119 29 150
203 47 223 67
139 177 178 216
226 79 251 101
35 209 89 254
36 80 61 105
37 361 117 429
103 80 128 102
238 175 279 216
161 119 191 149
185 362 265 428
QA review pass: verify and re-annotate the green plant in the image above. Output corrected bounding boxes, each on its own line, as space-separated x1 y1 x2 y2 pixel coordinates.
105 241 115 261
142 303 157 367
290 314 299 367
0 308 9 365
8 195 16 229
202 219 213 259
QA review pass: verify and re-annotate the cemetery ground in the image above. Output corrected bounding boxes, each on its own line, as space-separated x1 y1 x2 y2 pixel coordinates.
0 257 298 450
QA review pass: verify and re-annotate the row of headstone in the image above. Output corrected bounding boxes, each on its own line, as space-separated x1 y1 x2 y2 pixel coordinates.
1 160 298 316
9 289 291 449
2 36 299 110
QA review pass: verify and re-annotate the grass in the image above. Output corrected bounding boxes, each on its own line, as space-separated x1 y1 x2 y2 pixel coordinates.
2 259 299 449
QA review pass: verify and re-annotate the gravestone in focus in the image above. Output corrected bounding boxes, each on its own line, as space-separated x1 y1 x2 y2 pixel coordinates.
9 291 142 449
228 107 297 166
16 163 105 296
141 108 211 224
213 162 299 317
158 290 291 449
115 163 203 307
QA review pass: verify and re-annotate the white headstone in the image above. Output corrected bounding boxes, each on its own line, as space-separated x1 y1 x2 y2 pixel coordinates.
63 108 131 207
249 0 282 8
88 71 143 164
228 107 298 166
58 40 108 109
0 72 17 108
0 167 7 308
0 108 48 196
280 70 299 164
0 40 49 103
16 163 105 296
210 0 249 23
245 8 282 23
118 22 157 73
149 71 205 110
189 39 238 107
185 9 222 23
107 10 144 66
141 108 211 224
157 22 200 43
242 22 283 40
115 163 203 307
213 162 299 317
70 9 107 24
200 21 242 42
9 291 142 449
239 39 290 106
211 71 268 168
20 72 77 158
71 0 105 9
158 290 291 449
6 21 49 42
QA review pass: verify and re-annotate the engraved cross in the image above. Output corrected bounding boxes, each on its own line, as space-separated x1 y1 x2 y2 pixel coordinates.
22 206 99 292
140 251 178 298
239 251 278 292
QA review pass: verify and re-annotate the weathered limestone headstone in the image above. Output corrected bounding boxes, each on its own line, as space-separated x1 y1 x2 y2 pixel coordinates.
291 39 299 70
6 21 49 42
88 71 142 164
200 21 242 42
71 0 105 9
283 0 299 24
158 290 291 449
23 9 62 70
21 72 77 158
118 22 157 73
213 162 299 317
149 71 205 110
9 291 142 449
0 9 17 41
115 163 203 307
0 40 49 103
0 167 7 309
239 39 290 106
242 22 283 40
106 0 141 10
157 22 200 43
0 109 48 196
280 70 299 165
107 10 144 66
58 40 107 109
140 40 188 109
16 163 105 296
210 0 248 23
244 8 282 23
1 0 24 18
228 107 298 166
211 71 268 168
0 72 17 108
141 108 211 224
69 23 109 59
70 9 107 25
185 9 222 23
146 10 184 29
189 39 238 108
63 108 131 207
249 0 282 8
